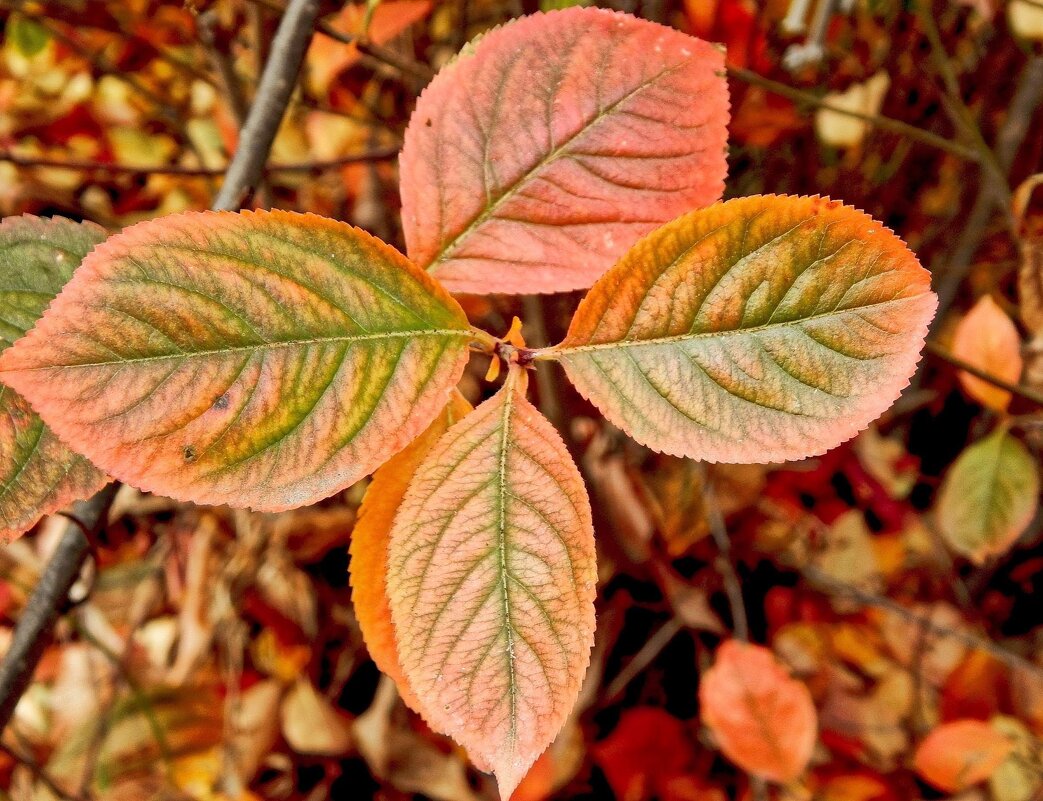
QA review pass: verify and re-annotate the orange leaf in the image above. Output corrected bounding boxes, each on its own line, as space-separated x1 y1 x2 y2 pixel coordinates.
350 390 473 715
0 210 473 511
951 295 1023 411
386 367 597 800
699 640 817 783
548 195 937 464
592 707 694 801
400 7 729 295
913 719 1014 792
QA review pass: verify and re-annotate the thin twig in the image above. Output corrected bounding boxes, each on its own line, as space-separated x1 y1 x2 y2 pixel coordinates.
915 2 1010 200
925 340 1043 408
699 464 751 642
727 66 981 162
246 0 436 82
603 617 684 702
0 483 119 732
0 742 89 801
931 55 1043 321
213 0 322 210
0 146 400 177
803 565 1043 679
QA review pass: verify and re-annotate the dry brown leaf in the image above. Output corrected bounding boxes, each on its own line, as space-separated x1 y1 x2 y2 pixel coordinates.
280 679 353 756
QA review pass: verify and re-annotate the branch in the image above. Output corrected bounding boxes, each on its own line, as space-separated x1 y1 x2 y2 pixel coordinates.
0 0 322 740
803 565 1043 680
699 463 751 642
925 340 1043 408
213 0 322 210
0 147 400 177
928 50 1043 321
727 66 981 162
0 483 119 732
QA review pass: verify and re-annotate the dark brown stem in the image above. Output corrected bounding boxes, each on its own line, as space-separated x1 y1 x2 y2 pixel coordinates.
929 53 1043 321
0 483 118 732
727 65 981 162
0 147 400 177
699 464 751 642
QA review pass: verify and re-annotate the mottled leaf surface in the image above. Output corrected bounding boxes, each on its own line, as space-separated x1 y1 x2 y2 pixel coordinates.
0 211 472 511
699 640 817 783
386 368 597 799
350 390 473 715
0 216 108 540
547 195 937 463
937 427 1040 564
400 7 729 295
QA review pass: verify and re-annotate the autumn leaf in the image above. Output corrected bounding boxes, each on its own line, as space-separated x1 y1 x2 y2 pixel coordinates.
386 367 597 800
913 719 1014 792
0 210 473 511
546 195 937 463
350 390 473 715
936 427 1040 564
399 7 730 295
591 707 694 801
699 640 817 783
0 215 109 540
951 295 1023 411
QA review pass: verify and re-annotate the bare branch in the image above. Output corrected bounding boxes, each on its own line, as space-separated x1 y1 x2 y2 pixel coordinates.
0 483 119 732
213 0 323 210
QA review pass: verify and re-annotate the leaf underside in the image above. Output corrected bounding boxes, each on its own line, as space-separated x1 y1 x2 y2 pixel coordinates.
936 427 1040 564
0 215 108 540
0 210 472 511
399 6 730 295
350 390 473 716
386 369 597 800
548 194 938 464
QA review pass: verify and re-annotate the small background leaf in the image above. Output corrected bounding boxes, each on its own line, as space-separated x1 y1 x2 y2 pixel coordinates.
951 295 1023 411
936 427 1040 564
699 640 817 783
549 195 937 464
399 6 729 295
913 719 1014 792
386 369 597 800
0 215 108 541
0 210 472 511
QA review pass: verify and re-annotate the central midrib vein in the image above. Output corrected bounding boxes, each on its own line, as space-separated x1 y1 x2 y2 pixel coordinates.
543 294 925 357
496 371 518 748
3 329 472 371
427 59 689 269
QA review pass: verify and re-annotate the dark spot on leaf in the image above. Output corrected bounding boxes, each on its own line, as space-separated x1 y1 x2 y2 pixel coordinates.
425 118 432 127
183 445 196 462
214 394 229 409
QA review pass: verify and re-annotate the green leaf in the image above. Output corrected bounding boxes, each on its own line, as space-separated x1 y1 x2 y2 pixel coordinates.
0 215 109 541
6 15 50 58
937 427 1040 564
